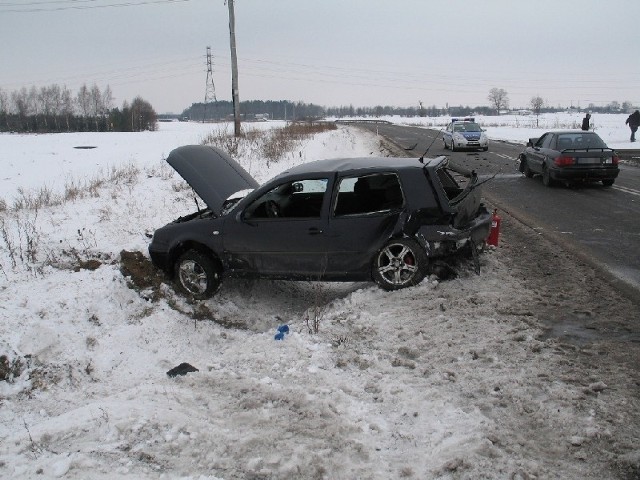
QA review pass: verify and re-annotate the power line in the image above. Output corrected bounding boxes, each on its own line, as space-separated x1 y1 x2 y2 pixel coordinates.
0 0 190 12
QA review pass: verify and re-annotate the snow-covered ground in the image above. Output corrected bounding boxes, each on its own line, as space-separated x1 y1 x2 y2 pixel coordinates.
344 111 637 151
1 118 638 479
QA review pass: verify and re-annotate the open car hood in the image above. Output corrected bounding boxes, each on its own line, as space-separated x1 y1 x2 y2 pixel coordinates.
166 145 259 216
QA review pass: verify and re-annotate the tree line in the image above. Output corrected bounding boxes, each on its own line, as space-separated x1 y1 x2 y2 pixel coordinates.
183 99 503 121
488 88 636 116
187 94 638 123
0 84 158 133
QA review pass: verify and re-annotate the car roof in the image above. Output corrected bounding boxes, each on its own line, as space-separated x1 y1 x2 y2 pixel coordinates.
546 130 600 135
274 156 445 177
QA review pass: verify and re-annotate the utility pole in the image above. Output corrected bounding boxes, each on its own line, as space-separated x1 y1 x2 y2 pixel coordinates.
203 46 217 123
227 0 241 136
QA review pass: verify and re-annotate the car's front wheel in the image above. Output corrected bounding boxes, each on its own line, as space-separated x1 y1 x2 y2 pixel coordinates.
443 137 449 150
602 179 615 186
372 238 427 290
174 250 222 299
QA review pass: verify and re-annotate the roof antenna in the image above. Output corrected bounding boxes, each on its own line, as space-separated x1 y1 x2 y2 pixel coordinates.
419 129 443 164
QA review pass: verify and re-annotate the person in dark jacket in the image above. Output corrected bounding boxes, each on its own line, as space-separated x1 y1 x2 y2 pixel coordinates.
626 110 640 142
581 113 591 131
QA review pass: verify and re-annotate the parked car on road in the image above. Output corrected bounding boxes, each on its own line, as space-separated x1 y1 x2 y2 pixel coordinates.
148 145 492 299
443 117 489 152
518 131 619 187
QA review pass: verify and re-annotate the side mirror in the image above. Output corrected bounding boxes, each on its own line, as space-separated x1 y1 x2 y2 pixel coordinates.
239 211 257 226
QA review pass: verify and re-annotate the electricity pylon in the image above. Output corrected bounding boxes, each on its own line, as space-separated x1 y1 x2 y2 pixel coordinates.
203 46 217 122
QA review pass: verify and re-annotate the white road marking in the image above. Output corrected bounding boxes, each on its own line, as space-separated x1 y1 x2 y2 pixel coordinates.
613 185 640 197
494 153 515 160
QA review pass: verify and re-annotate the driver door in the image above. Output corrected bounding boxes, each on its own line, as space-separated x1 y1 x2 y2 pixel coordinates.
222 177 331 277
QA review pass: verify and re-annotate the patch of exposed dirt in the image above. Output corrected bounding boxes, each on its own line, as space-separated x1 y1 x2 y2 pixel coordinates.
119 250 166 300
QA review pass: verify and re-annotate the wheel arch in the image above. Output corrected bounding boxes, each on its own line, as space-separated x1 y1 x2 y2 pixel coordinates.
168 240 222 277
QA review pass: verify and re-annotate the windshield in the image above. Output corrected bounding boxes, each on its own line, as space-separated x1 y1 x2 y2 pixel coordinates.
220 188 253 216
453 122 482 132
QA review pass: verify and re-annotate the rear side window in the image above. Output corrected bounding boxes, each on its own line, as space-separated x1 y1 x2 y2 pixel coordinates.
334 173 403 216
436 167 466 201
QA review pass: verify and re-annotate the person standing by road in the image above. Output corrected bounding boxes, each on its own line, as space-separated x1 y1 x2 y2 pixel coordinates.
626 110 640 142
581 113 591 131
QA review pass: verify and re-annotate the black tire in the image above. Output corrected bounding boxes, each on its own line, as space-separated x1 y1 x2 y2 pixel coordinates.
602 179 614 186
443 138 449 150
174 250 222 299
521 157 534 178
372 238 428 290
542 165 554 187
482 147 488 152
450 139 456 152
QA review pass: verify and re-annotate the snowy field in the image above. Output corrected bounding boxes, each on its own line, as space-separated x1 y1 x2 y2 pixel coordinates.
0 118 638 479
374 111 636 151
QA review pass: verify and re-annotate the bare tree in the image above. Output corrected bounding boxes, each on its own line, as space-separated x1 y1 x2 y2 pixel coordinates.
28 86 39 130
11 87 29 131
76 84 91 131
38 86 56 130
0 88 9 130
48 84 62 131
130 96 157 132
530 96 544 127
488 88 509 114
61 86 74 131
89 84 102 131
102 85 113 130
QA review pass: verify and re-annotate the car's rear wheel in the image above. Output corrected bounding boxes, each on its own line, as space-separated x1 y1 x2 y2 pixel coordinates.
175 250 221 299
372 238 427 290
542 165 554 187
602 179 615 186
482 147 488 152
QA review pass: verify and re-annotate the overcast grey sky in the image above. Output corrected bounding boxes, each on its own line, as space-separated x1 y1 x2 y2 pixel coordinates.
2 0 639 114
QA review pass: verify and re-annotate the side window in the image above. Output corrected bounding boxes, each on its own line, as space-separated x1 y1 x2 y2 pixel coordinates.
244 178 328 219
334 173 403 216
436 167 464 200
535 134 549 148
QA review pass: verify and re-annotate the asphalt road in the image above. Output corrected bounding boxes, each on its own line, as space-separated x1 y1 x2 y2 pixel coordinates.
358 122 640 299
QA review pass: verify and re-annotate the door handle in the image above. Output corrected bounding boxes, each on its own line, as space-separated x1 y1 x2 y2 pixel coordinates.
308 227 323 235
